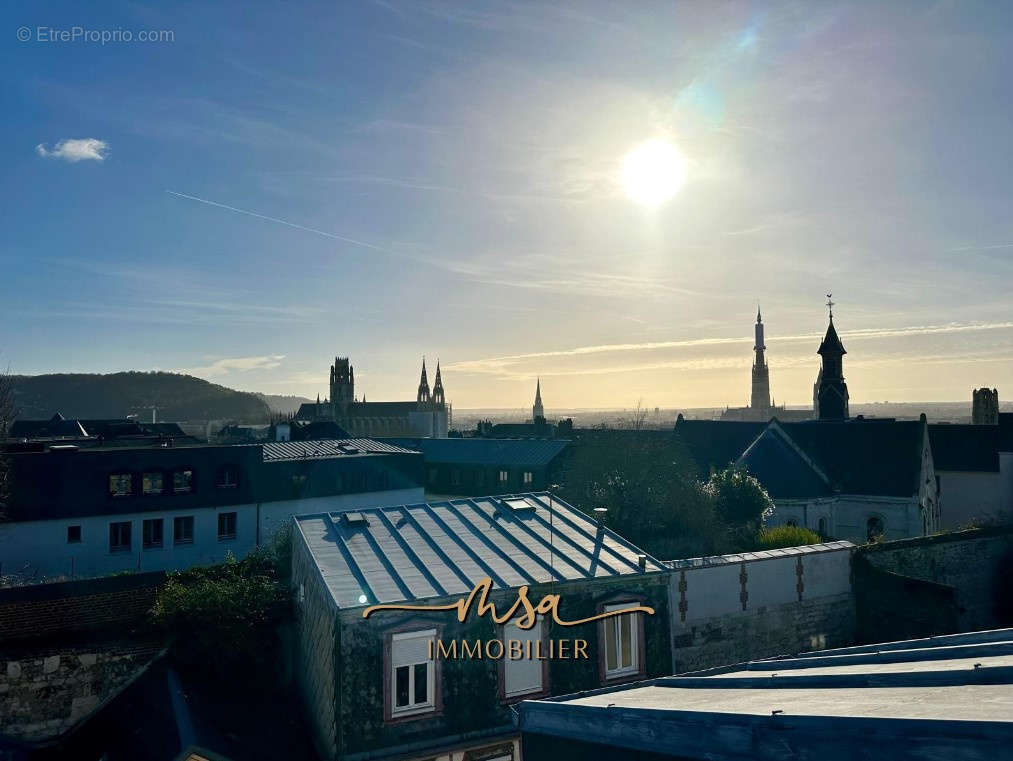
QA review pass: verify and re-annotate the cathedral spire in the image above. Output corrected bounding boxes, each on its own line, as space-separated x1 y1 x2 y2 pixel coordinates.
816 295 849 420
533 377 545 422
417 356 431 404
750 307 770 411
432 360 446 405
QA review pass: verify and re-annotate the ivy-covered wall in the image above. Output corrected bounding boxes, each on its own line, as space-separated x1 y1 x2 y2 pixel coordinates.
333 572 671 758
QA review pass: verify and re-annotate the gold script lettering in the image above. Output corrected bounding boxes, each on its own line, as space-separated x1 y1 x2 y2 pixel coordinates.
362 577 654 629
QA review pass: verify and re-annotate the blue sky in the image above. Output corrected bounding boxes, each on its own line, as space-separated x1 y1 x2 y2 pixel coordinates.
3 1 1012 408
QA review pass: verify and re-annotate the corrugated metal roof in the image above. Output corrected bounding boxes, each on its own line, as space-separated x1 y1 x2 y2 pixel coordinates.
382 437 570 467
665 540 854 569
294 492 664 609
262 438 416 462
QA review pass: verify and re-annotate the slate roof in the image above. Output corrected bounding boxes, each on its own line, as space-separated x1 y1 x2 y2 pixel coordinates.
294 493 664 610
262 438 415 462
928 424 1000 472
383 437 570 467
817 320 846 355
678 418 927 498
518 628 1013 760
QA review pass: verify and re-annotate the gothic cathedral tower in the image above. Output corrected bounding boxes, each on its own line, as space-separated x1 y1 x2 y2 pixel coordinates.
750 307 771 412
816 296 849 421
432 361 446 406
533 378 544 422
417 358 432 404
329 357 354 416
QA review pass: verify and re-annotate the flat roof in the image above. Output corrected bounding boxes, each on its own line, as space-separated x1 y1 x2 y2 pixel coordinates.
262 438 416 462
294 492 664 610
519 628 1013 759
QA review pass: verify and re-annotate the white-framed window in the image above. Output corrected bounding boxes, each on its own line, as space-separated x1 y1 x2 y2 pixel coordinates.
503 616 544 698
603 602 640 679
498 470 509 484
523 471 534 485
390 629 436 717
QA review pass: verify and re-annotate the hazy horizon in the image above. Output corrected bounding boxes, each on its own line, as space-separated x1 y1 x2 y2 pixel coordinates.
4 2 1012 408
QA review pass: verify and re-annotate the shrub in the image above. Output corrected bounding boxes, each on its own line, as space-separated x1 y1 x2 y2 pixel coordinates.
704 466 774 526
754 524 822 550
151 546 290 685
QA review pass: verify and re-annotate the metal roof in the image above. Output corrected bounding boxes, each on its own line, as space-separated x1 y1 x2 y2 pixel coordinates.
294 492 664 609
261 438 416 462
665 540 854 569
382 437 570 467
520 628 1013 760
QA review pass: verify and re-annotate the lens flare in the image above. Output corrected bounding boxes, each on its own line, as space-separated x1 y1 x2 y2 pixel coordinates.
622 139 688 207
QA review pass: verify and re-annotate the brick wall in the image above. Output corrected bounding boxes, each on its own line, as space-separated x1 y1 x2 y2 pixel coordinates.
857 525 1013 634
667 543 856 673
0 642 160 741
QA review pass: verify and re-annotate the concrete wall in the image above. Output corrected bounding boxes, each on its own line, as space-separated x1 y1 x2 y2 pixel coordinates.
770 495 922 543
667 543 855 673
937 470 1002 529
858 526 1013 634
0 487 422 582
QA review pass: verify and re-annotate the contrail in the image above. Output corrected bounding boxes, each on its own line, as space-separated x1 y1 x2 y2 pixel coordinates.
165 190 389 252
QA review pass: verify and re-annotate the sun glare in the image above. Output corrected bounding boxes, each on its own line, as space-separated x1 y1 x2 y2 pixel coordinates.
622 139 688 206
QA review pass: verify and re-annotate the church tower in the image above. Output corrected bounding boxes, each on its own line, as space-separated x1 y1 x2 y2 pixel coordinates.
816 295 849 421
750 307 771 411
432 361 446 406
417 357 431 404
330 357 354 416
532 378 544 421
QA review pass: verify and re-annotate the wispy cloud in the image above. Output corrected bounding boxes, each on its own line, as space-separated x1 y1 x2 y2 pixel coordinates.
946 242 1013 253
180 355 286 378
36 138 108 162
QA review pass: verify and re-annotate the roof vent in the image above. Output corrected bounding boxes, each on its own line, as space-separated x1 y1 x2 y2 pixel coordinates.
340 511 369 527
503 498 535 512
337 443 360 455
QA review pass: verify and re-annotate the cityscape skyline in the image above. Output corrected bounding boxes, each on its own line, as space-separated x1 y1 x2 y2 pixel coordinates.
4 1 1012 408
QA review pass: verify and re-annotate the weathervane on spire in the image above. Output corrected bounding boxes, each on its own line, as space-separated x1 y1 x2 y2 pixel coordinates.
826 293 834 321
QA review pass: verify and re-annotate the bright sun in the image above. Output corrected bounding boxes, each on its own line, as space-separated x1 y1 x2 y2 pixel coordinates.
622 139 688 206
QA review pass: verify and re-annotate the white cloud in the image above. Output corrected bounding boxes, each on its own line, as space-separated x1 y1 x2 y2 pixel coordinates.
181 355 285 378
36 138 109 162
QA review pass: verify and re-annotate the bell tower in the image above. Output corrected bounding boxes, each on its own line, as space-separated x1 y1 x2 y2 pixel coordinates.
816 295 849 421
417 357 431 404
750 306 771 412
330 357 354 416
432 361 446 406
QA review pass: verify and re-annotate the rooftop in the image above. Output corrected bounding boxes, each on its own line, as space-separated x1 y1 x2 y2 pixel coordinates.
382 437 570 467
261 438 416 462
294 492 664 610
519 628 1013 760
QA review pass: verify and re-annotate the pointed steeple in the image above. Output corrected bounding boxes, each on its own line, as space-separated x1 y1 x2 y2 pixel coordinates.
432 360 446 405
417 356 431 404
756 304 762 323
532 377 545 422
815 294 849 420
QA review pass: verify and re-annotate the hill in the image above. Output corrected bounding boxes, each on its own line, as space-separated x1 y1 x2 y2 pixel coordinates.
253 393 313 416
9 372 271 423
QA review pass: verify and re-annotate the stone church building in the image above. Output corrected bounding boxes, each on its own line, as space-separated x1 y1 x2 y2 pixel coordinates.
295 356 450 438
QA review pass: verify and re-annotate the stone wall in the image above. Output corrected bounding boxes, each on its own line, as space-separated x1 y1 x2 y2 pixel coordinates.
0 642 159 740
667 542 856 673
291 522 338 761
856 525 1013 634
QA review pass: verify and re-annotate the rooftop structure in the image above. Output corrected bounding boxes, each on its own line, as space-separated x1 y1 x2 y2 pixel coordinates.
519 628 1013 761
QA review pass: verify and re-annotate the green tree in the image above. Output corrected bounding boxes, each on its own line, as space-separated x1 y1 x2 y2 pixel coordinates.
558 428 726 560
704 466 774 526
151 544 290 686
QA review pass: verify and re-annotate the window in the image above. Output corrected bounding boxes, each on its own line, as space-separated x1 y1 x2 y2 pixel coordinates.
109 473 133 497
503 617 545 699
498 470 509 485
143 518 164 549
217 466 239 489
603 603 641 680
174 516 194 545
142 472 164 495
389 629 436 718
218 511 237 541
523 471 534 486
817 517 827 537
109 521 131 552
67 525 81 543
172 469 193 493
867 515 885 542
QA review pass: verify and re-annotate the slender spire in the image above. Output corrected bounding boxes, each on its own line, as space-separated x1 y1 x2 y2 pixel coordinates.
533 377 545 421
432 359 446 405
756 303 762 323
417 356 431 403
